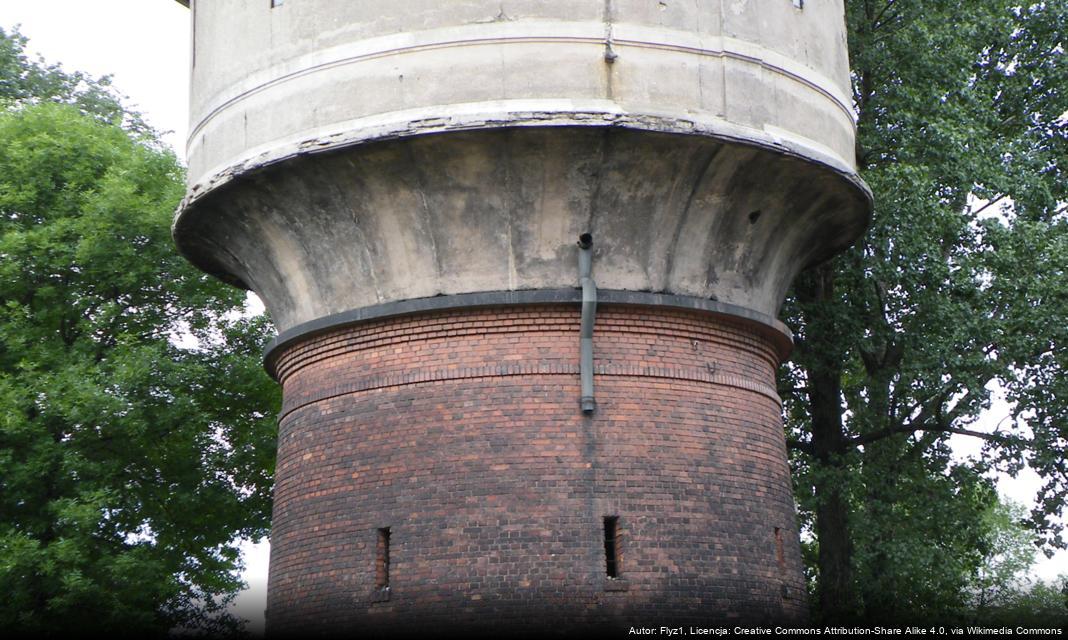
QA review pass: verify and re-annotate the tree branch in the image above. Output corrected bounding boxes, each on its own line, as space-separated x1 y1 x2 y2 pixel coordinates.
848 388 1025 450
970 194 1008 218
872 0 901 32
936 426 1023 444
849 422 1024 448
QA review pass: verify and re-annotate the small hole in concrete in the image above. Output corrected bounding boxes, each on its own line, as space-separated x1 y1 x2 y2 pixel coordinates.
748 210 762 224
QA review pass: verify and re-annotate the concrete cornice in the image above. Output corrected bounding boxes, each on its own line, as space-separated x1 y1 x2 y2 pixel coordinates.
177 103 866 215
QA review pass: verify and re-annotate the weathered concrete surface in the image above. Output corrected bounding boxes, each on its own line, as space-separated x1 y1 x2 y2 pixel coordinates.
181 0 858 207
174 1 871 332
175 126 868 332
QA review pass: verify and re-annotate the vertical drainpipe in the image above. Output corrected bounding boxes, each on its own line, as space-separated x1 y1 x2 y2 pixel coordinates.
578 233 597 414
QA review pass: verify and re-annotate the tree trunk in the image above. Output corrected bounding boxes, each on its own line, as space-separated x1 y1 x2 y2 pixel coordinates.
810 366 859 620
796 264 860 620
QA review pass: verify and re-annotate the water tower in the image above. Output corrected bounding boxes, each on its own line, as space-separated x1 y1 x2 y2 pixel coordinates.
172 0 870 633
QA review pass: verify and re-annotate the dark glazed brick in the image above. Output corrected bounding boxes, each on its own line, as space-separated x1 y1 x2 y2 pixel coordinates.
265 304 807 636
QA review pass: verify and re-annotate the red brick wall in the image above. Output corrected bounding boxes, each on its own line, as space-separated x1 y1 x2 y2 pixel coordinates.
266 304 807 634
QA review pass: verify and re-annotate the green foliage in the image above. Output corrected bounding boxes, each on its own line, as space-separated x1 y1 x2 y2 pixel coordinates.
970 500 1040 613
962 501 1068 627
782 0 1068 622
0 30 278 636
972 576 1068 627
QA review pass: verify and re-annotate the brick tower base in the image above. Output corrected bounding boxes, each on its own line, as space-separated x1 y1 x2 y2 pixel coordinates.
264 296 806 635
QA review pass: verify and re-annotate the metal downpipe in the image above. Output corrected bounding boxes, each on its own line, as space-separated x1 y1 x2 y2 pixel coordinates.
578 233 597 414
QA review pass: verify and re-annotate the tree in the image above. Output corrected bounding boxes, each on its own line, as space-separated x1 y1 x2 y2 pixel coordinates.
973 576 1068 627
966 500 1068 627
971 500 1040 614
782 0 1068 621
0 29 278 635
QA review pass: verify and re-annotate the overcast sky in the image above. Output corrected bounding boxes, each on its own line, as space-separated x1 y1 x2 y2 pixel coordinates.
0 0 192 157
0 0 1062 631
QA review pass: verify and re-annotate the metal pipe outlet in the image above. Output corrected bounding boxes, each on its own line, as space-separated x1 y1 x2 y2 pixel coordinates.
578 233 597 414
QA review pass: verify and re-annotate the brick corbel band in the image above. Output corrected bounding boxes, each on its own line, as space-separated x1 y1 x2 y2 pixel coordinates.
277 360 783 424
263 288 793 379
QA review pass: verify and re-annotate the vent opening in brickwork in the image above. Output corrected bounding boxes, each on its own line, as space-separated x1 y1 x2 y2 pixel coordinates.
774 527 786 570
376 528 391 588
604 516 620 578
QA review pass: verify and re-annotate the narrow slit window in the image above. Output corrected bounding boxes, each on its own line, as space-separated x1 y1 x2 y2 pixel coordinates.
603 516 620 578
376 527 391 588
774 527 786 570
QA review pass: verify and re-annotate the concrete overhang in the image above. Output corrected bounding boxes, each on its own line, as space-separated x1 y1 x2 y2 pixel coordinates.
173 125 872 332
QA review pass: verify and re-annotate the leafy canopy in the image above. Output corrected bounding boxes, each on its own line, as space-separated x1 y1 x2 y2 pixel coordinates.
782 0 1067 621
0 27 277 635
